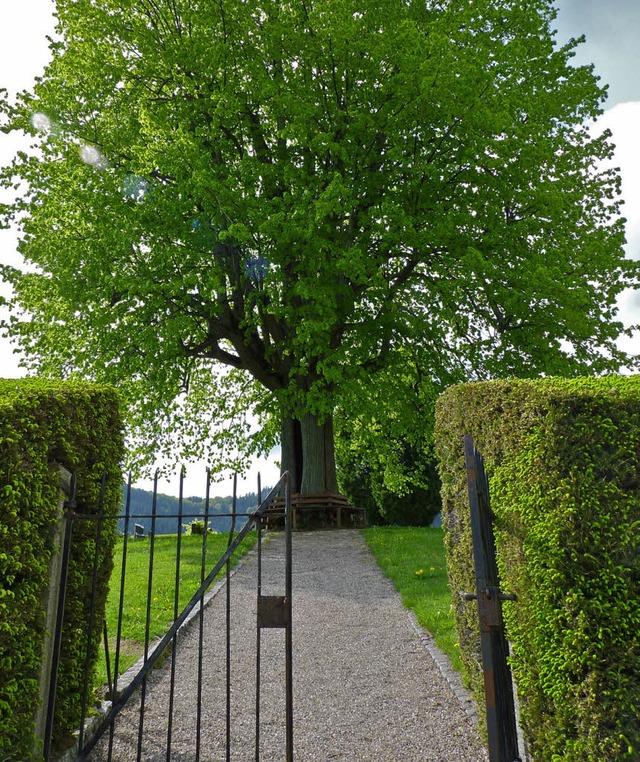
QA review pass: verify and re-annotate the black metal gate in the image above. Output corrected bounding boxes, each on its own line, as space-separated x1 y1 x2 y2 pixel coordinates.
43 470 293 762
463 434 520 762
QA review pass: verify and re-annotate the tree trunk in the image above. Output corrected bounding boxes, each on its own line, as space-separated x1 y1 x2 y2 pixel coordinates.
280 415 303 493
280 412 338 494
300 412 339 494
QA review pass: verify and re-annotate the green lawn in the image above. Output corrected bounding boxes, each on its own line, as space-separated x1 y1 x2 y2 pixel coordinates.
98 531 257 686
361 526 462 673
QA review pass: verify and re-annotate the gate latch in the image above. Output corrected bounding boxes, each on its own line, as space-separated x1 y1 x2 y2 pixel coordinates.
257 595 290 629
461 587 518 630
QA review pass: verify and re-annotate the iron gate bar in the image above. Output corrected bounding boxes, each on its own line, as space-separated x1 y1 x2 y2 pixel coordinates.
165 467 185 761
77 474 289 761
102 621 112 699
256 511 263 759
463 434 520 762
107 472 132 760
283 471 294 762
226 474 238 761
137 470 159 761
255 467 262 762
78 475 108 752
254 471 293 762
194 469 211 762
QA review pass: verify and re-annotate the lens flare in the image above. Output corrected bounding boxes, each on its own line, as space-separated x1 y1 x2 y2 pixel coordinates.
122 174 148 201
79 144 108 169
31 112 53 133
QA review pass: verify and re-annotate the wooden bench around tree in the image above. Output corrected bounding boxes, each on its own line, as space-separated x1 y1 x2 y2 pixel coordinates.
265 493 366 530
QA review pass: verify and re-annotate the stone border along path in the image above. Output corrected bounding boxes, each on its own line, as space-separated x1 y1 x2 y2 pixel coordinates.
90 530 488 761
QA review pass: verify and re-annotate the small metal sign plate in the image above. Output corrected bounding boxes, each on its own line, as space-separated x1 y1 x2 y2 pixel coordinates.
257 595 289 629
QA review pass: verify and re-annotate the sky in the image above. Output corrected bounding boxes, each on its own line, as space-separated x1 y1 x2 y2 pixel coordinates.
0 0 639 494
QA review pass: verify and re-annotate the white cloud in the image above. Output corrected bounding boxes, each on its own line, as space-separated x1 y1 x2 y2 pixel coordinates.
595 102 640 356
0 1 56 98
598 102 640 260
0 1 56 377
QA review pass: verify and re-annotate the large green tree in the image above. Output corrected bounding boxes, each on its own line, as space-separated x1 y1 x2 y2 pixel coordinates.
1 0 637 492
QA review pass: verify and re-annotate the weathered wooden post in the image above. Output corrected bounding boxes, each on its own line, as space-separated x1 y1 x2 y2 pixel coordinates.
33 466 75 760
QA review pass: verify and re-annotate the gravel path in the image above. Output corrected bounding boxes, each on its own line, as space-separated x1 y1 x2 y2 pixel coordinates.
90 530 488 761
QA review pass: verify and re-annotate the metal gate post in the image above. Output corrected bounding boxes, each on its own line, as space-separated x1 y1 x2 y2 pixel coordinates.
463 434 520 762
284 472 293 762
255 472 293 762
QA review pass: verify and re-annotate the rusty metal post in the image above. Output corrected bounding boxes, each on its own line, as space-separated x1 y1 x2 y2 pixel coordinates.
255 471 293 761
283 471 294 762
464 434 520 762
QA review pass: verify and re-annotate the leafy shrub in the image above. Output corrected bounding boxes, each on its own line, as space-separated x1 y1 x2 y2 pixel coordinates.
335 355 443 527
183 519 216 535
338 446 442 527
0 379 123 759
435 376 640 761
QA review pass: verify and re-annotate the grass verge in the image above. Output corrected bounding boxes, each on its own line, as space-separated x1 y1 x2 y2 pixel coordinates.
97 531 257 686
361 526 462 673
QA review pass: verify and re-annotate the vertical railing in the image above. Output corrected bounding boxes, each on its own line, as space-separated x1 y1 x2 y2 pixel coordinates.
194 469 211 762
463 434 520 762
165 467 185 760
256 505 263 757
255 471 293 762
42 470 113 761
284 471 294 762
52 469 293 762
226 474 237 761
137 469 159 761
78 475 108 752
107 473 132 760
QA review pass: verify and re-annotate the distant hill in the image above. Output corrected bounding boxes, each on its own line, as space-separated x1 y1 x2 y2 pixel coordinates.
118 486 270 535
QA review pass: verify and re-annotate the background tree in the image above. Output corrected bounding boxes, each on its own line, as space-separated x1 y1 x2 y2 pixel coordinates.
335 354 443 526
1 0 637 492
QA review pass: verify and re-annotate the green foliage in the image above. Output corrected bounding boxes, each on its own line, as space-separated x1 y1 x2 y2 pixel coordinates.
434 376 640 761
336 356 443 526
338 445 441 527
183 519 213 535
0 379 123 759
0 0 637 478
361 527 461 673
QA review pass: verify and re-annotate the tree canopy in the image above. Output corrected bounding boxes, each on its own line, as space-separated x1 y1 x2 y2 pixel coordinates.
1 0 637 488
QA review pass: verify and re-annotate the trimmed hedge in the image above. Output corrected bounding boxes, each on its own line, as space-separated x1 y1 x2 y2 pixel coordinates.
0 379 123 760
434 376 639 761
